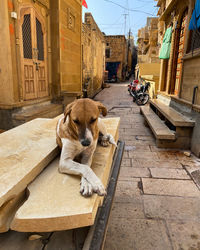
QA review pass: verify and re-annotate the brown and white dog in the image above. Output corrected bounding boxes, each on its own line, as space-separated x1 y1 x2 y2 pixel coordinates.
56 98 117 197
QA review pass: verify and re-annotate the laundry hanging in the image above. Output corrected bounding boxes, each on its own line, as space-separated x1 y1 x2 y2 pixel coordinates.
189 0 200 30
159 26 173 59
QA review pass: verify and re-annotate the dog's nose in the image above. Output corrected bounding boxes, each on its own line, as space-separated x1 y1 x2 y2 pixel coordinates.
81 139 91 147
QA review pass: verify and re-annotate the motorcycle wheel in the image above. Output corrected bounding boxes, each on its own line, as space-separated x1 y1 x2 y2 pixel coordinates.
136 93 149 106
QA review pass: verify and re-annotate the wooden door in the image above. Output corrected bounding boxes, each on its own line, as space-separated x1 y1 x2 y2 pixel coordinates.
20 7 48 100
174 10 188 95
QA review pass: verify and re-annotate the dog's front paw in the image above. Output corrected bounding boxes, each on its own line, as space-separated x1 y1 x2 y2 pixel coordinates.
92 182 107 196
80 177 93 197
99 135 110 147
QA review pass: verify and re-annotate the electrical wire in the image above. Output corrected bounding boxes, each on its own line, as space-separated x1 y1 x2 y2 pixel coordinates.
103 0 157 16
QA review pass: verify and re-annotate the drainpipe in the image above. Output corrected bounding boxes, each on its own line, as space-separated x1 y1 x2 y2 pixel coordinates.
192 86 198 105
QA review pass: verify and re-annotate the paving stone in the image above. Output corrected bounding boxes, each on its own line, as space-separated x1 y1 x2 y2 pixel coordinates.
104 218 172 250
124 145 151 152
166 221 200 250
156 151 178 160
136 159 183 168
121 158 132 167
142 178 200 197
143 195 200 220
114 179 141 203
110 201 145 219
129 151 159 160
119 167 150 180
150 168 190 179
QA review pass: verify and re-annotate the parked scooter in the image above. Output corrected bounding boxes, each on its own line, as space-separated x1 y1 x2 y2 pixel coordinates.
128 80 150 105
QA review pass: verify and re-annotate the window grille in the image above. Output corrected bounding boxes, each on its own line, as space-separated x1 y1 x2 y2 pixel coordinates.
22 14 32 59
36 18 44 61
190 27 200 51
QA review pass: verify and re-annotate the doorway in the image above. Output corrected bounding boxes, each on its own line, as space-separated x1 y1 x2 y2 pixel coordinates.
19 6 48 100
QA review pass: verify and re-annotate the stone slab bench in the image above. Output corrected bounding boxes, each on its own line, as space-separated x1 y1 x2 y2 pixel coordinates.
141 99 195 149
10 118 120 232
150 99 195 127
0 117 61 232
140 106 175 140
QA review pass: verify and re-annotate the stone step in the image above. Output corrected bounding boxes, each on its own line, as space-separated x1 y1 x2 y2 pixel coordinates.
0 116 61 231
12 103 63 126
140 106 176 140
11 118 120 232
150 99 195 127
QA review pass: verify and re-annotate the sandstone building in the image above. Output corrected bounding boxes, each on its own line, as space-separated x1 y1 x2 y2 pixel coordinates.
104 35 127 81
143 0 200 157
0 0 82 129
82 13 105 97
136 17 160 98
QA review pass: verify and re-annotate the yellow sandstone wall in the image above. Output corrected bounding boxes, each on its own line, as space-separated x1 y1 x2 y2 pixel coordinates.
82 13 105 97
0 1 15 105
51 0 82 97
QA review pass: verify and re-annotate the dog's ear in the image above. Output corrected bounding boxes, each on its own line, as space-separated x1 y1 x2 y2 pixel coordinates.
96 102 107 117
63 101 75 123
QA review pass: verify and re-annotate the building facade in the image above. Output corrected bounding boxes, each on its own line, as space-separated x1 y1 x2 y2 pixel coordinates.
82 13 105 97
0 0 82 129
104 35 127 82
156 0 200 157
136 17 160 98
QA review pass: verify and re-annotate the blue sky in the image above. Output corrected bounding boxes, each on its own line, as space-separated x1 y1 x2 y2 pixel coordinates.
82 0 158 43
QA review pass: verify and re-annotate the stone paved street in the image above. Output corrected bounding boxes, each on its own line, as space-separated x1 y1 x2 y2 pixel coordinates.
94 83 200 250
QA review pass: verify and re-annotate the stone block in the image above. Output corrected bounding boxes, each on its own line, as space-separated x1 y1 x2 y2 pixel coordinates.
142 178 200 197
114 179 141 203
0 117 61 208
104 218 172 250
119 167 150 180
166 221 200 250
150 168 190 179
136 159 183 168
143 195 200 220
110 201 145 219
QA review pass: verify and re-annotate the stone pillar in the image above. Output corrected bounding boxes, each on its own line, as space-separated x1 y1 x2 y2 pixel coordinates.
0 1 14 104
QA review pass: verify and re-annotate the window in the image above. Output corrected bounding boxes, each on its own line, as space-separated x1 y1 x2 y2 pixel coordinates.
187 27 200 53
106 42 109 46
106 48 110 58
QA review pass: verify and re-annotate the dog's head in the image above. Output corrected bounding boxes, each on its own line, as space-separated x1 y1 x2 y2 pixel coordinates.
63 98 107 147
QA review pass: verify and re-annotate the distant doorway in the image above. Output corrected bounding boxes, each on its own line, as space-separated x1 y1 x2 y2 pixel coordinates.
106 62 120 81
19 6 48 100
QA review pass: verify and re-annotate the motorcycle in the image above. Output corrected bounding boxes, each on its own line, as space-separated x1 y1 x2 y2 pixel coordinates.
135 81 150 105
128 80 150 106
128 79 139 96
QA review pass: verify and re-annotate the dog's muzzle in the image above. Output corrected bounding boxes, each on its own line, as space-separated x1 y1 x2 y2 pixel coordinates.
81 139 91 147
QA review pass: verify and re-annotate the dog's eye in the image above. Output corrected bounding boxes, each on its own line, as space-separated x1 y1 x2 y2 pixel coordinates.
90 118 97 124
73 119 80 125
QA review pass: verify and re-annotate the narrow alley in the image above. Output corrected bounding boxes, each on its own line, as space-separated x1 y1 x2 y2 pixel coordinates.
95 83 200 250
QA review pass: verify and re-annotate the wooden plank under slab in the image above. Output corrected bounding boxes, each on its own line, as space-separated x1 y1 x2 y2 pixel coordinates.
0 117 61 208
11 118 120 232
